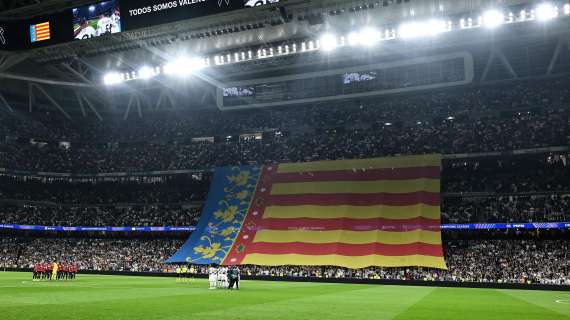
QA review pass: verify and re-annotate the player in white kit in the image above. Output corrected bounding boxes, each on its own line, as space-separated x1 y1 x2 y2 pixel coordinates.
208 266 218 289
96 14 119 36
217 267 228 288
74 19 96 40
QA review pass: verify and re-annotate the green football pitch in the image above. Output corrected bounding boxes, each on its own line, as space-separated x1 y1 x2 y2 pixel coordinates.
0 272 568 320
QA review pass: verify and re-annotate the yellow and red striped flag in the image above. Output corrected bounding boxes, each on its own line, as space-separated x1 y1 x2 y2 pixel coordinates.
30 22 51 43
223 154 447 269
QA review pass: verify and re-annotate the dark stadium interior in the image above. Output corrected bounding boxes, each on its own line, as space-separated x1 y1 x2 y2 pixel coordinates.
1 3 570 318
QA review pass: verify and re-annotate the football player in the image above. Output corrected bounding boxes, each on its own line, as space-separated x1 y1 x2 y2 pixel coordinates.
74 19 96 40
208 265 218 289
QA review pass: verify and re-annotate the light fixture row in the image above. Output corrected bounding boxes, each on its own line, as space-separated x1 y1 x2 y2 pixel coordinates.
104 3 570 85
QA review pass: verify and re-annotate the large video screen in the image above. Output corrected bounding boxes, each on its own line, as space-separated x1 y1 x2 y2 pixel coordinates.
0 0 282 51
243 0 280 7
73 1 121 40
120 0 280 30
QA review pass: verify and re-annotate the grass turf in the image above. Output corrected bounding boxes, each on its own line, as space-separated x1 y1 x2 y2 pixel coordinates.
0 272 568 320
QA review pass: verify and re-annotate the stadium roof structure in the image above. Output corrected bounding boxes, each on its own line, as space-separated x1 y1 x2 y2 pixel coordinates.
0 0 569 119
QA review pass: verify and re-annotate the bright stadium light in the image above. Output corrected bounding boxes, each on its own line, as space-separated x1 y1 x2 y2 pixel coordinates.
398 19 446 39
508 11 515 23
359 27 380 46
398 22 423 38
565 3 570 15
319 33 338 51
427 19 447 35
482 9 504 28
138 66 155 80
535 3 557 21
347 31 361 46
164 58 206 77
103 72 122 85
348 28 380 46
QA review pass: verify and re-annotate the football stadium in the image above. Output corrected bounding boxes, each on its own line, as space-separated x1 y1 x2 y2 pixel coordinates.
0 0 570 319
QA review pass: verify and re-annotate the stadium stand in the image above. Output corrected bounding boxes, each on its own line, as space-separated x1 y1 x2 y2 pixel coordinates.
2 236 568 285
0 237 182 272
0 205 202 227
1 79 569 173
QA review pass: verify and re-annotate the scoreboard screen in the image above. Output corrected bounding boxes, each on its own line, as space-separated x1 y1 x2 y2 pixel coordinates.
73 1 122 40
0 0 281 51
119 0 280 30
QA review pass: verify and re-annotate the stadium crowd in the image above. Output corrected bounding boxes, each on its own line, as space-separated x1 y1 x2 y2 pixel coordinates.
1 77 569 143
442 194 570 223
0 78 569 173
0 205 202 227
1 111 568 172
2 237 568 285
0 174 208 204
441 155 570 193
183 239 570 285
0 237 182 272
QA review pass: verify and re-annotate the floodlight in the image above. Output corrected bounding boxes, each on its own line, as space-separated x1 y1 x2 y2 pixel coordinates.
482 9 504 28
103 72 122 85
426 19 447 35
319 33 338 51
535 3 556 21
347 31 360 46
398 19 446 39
308 41 315 50
398 22 423 38
348 28 380 46
359 27 380 46
138 66 155 79
565 4 570 15
164 58 206 77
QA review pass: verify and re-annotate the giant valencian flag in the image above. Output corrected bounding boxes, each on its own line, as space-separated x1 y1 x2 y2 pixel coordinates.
168 154 447 269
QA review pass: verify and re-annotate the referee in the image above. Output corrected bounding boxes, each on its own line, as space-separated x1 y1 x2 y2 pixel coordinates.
228 266 240 290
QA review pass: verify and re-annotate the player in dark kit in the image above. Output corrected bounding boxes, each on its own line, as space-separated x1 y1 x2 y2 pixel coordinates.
32 263 39 280
71 263 77 280
60 263 67 280
42 263 50 280
47 262 53 280
39 263 46 280
228 266 240 290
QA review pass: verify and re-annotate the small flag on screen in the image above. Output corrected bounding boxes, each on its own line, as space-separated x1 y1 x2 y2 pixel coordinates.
30 22 50 43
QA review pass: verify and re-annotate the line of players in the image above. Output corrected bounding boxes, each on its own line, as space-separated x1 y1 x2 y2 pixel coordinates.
208 266 240 290
175 265 196 283
32 262 78 281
